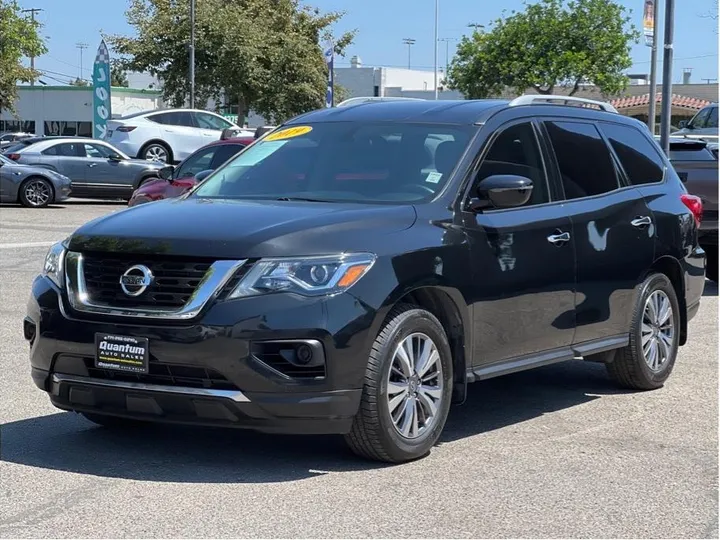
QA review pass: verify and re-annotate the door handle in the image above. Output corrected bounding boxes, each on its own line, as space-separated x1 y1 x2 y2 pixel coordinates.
547 231 571 246
631 216 652 228
88 163 97 167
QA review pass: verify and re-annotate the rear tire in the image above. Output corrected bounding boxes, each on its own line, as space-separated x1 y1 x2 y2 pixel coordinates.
344 304 453 463
606 273 680 390
140 142 172 164
704 245 718 282
18 177 54 208
80 412 146 428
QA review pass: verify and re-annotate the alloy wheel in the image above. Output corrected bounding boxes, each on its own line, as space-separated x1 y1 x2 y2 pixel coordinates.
23 180 51 207
145 145 168 162
641 290 675 372
386 332 444 439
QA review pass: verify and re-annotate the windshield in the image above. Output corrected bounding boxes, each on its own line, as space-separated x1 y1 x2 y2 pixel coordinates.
191 122 474 204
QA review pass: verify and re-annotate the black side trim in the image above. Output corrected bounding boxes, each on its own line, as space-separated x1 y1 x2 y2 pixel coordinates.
466 334 629 382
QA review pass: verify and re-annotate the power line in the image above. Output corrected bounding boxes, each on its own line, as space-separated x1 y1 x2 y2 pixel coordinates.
75 42 89 81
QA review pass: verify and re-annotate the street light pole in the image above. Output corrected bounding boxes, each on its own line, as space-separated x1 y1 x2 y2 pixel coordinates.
22 8 43 86
402 38 416 69
189 0 196 109
659 0 675 156
433 0 439 100
647 0 660 135
438 38 457 76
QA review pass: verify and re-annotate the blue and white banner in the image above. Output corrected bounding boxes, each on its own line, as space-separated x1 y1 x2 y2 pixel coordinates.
92 40 112 139
323 40 334 108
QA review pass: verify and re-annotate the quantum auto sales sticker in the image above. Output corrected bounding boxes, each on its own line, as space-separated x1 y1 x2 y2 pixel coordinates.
95 333 149 374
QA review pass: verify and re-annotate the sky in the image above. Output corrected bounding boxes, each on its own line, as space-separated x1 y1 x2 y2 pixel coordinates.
18 0 720 86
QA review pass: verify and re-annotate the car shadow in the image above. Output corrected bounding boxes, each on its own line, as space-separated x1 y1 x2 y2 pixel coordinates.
0 199 127 209
703 279 718 297
1 361 628 483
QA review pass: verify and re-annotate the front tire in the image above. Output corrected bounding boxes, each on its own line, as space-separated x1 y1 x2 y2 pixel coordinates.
345 304 453 463
606 273 680 390
18 177 54 208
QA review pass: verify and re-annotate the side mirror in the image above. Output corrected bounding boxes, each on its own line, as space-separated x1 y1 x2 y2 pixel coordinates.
158 165 175 180
470 174 533 211
194 169 214 182
109 153 123 162
221 127 243 140
678 120 689 129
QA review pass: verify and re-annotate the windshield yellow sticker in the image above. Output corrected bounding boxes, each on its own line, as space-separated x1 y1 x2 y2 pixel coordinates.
264 125 312 141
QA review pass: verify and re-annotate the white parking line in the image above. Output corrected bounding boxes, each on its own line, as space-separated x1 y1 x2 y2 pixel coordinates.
0 241 58 250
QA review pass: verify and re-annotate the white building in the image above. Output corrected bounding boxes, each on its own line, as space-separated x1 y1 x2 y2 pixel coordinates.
0 85 164 137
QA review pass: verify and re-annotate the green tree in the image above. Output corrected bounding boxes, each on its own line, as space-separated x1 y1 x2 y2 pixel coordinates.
106 0 355 123
110 60 129 87
447 0 639 99
0 0 47 114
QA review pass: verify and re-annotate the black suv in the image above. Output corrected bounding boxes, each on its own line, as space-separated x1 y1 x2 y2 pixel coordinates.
25 96 706 463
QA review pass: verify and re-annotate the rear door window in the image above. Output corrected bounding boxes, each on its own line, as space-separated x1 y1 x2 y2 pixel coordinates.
148 111 197 128
545 121 619 200
599 123 665 185
43 143 84 157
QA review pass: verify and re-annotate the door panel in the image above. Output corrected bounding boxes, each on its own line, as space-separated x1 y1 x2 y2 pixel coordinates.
462 120 576 366
542 119 655 344
82 143 130 198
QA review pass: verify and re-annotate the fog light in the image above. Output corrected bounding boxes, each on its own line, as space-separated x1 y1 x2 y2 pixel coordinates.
296 344 313 365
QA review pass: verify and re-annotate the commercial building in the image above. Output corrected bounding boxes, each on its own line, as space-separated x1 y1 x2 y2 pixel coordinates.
0 85 163 137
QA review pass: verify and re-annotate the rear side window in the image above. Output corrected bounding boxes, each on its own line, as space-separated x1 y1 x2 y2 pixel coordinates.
545 121 619 200
148 112 196 127
43 143 83 157
210 144 245 169
600 123 665 185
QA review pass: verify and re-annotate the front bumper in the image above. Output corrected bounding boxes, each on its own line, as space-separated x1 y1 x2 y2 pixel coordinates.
26 276 376 434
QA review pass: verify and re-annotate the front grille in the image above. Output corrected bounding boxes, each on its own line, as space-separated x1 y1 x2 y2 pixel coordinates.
82 254 213 309
82 357 238 390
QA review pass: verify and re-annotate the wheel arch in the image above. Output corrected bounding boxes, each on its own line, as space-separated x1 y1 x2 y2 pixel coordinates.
645 256 687 345
378 283 471 405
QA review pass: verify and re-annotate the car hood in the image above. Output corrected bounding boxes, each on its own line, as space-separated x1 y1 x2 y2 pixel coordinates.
67 197 418 258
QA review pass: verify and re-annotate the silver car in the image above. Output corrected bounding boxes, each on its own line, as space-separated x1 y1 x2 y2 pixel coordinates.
0 154 72 208
5 137 165 200
675 103 719 142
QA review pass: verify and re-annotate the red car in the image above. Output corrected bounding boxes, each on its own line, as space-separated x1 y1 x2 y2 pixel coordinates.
128 137 254 206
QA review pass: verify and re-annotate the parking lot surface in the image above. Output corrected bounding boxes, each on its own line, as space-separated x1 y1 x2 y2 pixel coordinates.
1 201 717 539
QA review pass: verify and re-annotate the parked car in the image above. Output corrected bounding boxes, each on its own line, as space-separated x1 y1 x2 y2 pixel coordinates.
2 135 81 155
0 131 33 150
26 96 705 463
664 136 718 281
5 137 165 200
0 153 72 208
105 108 254 164
674 103 719 141
128 136 254 207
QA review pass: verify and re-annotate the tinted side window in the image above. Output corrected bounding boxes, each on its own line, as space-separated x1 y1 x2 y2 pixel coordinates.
689 107 710 129
195 112 233 130
44 143 83 157
600 123 665 185
210 144 245 169
477 122 549 206
706 107 718 129
84 143 114 159
148 112 196 127
545 121 619 199
176 147 216 178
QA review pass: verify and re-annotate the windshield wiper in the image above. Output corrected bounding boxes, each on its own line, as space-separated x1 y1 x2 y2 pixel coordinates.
275 196 330 203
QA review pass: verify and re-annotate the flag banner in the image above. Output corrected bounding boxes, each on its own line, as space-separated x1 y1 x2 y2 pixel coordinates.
92 40 112 138
643 0 655 47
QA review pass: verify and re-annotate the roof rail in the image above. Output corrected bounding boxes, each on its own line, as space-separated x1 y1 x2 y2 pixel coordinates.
336 96 426 107
509 94 618 114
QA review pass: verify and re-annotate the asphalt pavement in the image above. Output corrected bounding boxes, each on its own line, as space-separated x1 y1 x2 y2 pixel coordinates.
1 200 718 538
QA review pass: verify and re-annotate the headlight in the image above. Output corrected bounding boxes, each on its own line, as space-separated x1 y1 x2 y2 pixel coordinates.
42 241 66 289
228 253 376 298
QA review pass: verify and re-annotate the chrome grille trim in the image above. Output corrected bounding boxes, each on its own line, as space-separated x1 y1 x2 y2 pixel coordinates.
64 251 246 320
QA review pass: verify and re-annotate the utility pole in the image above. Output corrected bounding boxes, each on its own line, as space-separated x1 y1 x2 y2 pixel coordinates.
22 8 43 86
402 38 416 69
189 0 195 109
468 23 484 35
647 0 660 135
438 38 458 76
75 42 88 82
659 0 675 156
433 0 439 100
